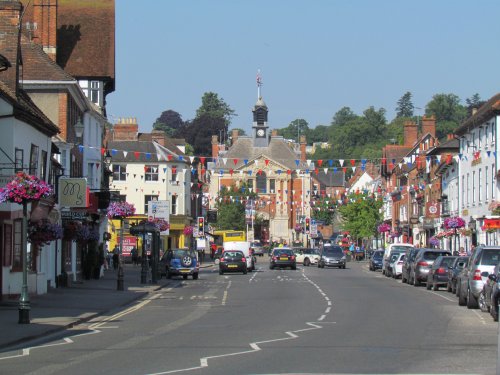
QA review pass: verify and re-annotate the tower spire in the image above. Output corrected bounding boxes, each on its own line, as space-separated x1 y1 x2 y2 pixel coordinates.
256 69 262 99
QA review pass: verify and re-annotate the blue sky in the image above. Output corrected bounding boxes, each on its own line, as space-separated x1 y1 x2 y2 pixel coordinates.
106 0 500 134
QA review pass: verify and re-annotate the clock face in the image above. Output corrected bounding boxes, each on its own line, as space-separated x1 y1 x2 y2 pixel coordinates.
257 129 265 137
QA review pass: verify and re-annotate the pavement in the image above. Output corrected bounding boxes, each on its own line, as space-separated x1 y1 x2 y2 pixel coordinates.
0 261 214 351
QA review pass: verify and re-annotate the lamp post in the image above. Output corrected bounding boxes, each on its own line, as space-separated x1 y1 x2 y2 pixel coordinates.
117 218 124 290
19 201 30 324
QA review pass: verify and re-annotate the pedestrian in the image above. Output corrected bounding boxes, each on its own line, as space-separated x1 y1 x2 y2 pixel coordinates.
112 245 119 270
131 247 138 265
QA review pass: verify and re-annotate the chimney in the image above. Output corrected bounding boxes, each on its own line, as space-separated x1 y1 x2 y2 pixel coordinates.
0 1 23 94
299 135 306 161
211 135 219 158
231 129 238 145
112 117 138 141
421 115 436 138
151 129 165 146
403 120 418 147
32 0 57 61
271 129 278 136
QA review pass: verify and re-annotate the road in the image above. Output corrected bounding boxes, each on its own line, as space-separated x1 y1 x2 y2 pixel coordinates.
0 258 498 375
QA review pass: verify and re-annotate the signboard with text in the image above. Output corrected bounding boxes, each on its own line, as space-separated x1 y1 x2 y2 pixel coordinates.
148 200 170 235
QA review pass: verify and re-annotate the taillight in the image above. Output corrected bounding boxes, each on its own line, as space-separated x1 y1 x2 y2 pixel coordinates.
417 261 429 267
241 257 246 262
291 256 296 260
272 256 277 261
436 267 446 274
473 270 482 281
220 258 226 263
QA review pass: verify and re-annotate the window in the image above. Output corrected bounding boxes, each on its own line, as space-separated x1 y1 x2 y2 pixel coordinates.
256 172 266 192
472 171 476 205
145 165 159 181
90 81 100 105
492 163 496 200
269 179 275 193
144 195 159 215
3 224 12 266
13 219 22 270
15 148 23 172
61 149 68 172
87 163 95 189
466 173 470 206
172 195 177 215
478 169 482 203
492 124 496 143
479 128 482 148
113 164 126 181
171 165 178 182
40 150 47 181
29 144 39 175
486 167 489 201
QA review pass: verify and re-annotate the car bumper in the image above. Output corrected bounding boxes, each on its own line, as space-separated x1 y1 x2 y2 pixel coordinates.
168 267 199 276
220 263 246 272
415 267 430 281
271 261 296 268
322 259 345 267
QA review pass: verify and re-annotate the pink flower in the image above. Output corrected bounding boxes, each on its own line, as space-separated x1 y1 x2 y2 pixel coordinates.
0 172 53 204
107 201 136 219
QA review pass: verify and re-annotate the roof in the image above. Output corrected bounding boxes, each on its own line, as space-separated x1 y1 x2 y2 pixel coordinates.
426 137 459 156
217 136 305 170
455 93 500 136
137 133 185 155
107 140 185 164
56 0 115 88
383 144 412 163
312 170 345 187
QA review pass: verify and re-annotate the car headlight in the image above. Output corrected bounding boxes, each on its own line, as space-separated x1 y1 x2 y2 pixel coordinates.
341 256 346 260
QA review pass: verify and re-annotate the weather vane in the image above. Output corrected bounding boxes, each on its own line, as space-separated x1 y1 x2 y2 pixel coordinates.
256 69 262 99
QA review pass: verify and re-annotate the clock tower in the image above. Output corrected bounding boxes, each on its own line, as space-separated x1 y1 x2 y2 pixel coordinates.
253 70 269 147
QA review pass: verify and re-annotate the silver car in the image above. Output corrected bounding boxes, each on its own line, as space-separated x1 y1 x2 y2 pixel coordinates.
458 246 500 309
412 249 452 286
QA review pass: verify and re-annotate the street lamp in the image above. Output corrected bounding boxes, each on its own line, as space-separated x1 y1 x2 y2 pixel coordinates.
74 117 84 141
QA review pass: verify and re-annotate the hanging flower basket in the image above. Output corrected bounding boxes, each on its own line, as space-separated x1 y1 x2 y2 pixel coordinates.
444 216 465 230
183 225 193 236
0 172 53 204
294 224 303 233
107 201 136 219
63 221 81 240
377 223 391 233
28 219 63 246
488 201 500 215
389 231 400 238
458 228 472 236
74 225 99 243
140 218 170 232
429 237 440 247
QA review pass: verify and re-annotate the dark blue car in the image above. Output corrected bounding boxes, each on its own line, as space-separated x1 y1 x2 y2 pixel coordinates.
369 250 384 271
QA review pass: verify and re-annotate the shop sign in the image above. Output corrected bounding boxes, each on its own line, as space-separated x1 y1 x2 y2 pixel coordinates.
483 219 500 229
425 202 440 218
61 210 87 221
58 178 88 208
423 218 435 229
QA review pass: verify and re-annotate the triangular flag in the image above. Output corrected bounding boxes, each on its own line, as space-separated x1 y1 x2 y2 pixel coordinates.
339 159 344 167
123 151 128 158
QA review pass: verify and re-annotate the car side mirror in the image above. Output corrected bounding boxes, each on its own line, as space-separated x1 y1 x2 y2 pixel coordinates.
481 271 490 278
488 274 497 282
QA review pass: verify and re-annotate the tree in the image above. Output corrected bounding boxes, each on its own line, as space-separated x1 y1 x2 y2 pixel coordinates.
195 92 236 127
465 93 482 108
331 107 357 127
425 93 466 123
215 183 257 231
311 196 336 225
337 192 383 243
278 118 309 141
396 91 414 118
153 110 184 137
179 115 226 156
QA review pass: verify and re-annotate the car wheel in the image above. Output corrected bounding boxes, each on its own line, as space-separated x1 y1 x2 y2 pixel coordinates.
426 280 432 290
269 265 274 270
166 269 172 279
414 276 421 287
447 282 452 293
452 282 457 295
479 290 489 312
342 265 346 269
243 268 248 275
183 274 188 280
458 284 467 306
304 258 310 267
219 269 224 275
193 273 199 280
181 256 193 267
467 287 478 309
292 265 297 270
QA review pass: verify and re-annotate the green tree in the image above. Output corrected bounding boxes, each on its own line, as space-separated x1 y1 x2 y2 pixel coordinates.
337 192 382 243
396 91 414 118
195 92 236 127
425 93 467 140
153 110 184 137
331 107 357 126
465 93 482 108
278 118 309 141
311 196 336 225
215 183 257 230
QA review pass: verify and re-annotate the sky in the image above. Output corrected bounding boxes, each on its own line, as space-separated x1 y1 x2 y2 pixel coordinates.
106 0 500 135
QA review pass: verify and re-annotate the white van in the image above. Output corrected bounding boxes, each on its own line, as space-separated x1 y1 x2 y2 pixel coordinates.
223 241 255 271
382 243 414 274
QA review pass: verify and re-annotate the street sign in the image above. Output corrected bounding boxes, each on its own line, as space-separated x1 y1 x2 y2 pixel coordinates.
61 211 87 221
148 200 170 235
310 224 318 236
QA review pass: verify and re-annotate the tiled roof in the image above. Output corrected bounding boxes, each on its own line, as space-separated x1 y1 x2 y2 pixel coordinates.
21 36 76 81
56 0 115 85
383 145 412 163
137 133 185 156
217 136 306 170
312 170 345 187
107 140 185 164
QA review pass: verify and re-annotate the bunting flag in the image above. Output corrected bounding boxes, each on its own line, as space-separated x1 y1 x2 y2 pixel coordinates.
167 154 173 161
134 151 140 159
189 156 195 163
79 145 84 153
233 158 238 165
123 151 128 158
265 159 270 166
295 159 300 166
145 153 151 159
339 159 344 167
111 149 118 156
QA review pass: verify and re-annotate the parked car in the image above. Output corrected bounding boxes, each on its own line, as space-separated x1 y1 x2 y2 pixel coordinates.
480 263 500 321
389 253 405 279
383 249 406 277
294 247 320 266
401 247 422 284
251 240 265 257
447 256 469 293
269 248 297 270
383 243 414 276
411 249 452 287
369 250 384 271
458 246 500 308
426 255 457 291
318 245 346 269
219 250 247 275
160 248 199 280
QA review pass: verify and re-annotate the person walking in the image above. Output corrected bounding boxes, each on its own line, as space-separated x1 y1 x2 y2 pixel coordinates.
112 245 119 270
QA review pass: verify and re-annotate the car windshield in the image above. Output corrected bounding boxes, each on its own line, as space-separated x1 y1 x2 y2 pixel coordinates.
392 245 414 252
172 249 195 259
373 251 383 259
274 249 293 256
423 251 450 261
323 246 343 256
439 257 457 267
223 251 244 260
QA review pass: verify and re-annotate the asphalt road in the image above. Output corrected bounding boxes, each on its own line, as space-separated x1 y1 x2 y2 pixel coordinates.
0 258 498 375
